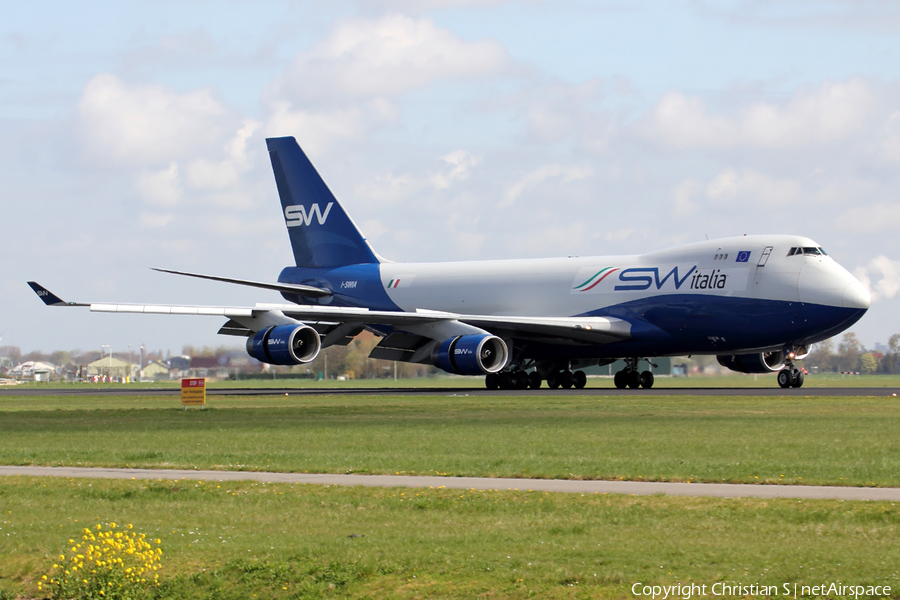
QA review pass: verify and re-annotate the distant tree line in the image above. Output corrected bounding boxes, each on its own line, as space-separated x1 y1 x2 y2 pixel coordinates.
802 332 900 374
0 346 169 368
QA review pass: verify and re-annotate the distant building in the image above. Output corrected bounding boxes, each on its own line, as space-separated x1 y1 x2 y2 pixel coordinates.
167 355 191 377
86 356 136 381
141 360 171 381
9 361 57 382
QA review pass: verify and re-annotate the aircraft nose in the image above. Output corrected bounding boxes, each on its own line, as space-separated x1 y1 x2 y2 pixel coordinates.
842 278 871 309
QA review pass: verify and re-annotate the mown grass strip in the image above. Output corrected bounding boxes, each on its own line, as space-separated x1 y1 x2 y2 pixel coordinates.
2 394 900 487
1 476 899 599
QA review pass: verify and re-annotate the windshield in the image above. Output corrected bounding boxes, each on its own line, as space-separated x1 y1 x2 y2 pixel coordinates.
787 247 827 257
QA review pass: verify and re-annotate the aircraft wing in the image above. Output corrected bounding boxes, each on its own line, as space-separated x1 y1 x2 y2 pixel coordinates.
87 301 630 343
28 282 631 350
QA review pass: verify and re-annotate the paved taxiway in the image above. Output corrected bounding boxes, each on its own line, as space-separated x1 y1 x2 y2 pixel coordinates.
0 386 895 397
2 466 899 501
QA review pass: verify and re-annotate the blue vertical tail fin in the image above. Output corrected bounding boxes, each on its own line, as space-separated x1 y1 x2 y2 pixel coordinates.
266 136 379 268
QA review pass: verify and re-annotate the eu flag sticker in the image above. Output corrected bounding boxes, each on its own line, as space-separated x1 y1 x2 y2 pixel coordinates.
736 251 751 263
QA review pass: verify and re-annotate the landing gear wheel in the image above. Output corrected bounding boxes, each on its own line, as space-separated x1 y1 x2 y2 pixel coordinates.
614 370 627 389
547 371 561 389
791 370 804 388
777 369 794 389
499 372 513 390
640 370 654 389
528 371 542 389
485 373 499 390
560 370 574 389
627 370 641 389
573 370 587 389
513 370 529 390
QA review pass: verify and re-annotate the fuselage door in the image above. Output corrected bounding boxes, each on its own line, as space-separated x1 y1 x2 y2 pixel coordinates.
757 246 773 267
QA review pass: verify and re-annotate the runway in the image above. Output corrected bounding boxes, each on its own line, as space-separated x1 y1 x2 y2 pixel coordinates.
2 466 898 501
0 385 896 397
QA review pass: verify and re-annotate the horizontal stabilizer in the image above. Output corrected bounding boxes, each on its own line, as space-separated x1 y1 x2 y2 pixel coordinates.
27 282 88 307
152 268 332 298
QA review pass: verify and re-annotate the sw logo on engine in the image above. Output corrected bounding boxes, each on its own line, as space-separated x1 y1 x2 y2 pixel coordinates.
284 202 334 227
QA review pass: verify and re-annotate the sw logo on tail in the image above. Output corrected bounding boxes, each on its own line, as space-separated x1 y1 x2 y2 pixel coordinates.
284 202 334 227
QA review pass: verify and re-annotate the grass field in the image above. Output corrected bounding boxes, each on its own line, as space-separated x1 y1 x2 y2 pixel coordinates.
1 393 899 487
2 391 900 598
2 476 899 599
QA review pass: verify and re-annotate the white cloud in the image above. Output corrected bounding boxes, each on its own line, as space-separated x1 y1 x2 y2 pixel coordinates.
263 99 399 155
502 164 592 207
641 77 881 149
430 150 480 190
881 111 900 164
136 162 182 207
855 255 900 302
705 168 802 207
266 14 511 104
671 178 704 216
837 201 900 234
355 172 421 204
139 212 174 228
77 73 233 167
670 168 807 219
184 119 260 192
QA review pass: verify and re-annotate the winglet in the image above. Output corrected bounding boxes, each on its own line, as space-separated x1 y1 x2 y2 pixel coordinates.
27 282 87 307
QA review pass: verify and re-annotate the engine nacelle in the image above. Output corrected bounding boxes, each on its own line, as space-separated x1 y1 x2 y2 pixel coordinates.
434 335 508 375
717 351 786 374
790 345 810 360
246 324 321 365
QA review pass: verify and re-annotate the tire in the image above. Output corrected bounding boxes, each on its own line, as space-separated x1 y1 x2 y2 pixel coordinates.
514 370 529 390
614 370 627 389
573 370 587 389
547 372 561 389
791 370 804 388
627 370 641 389
640 370 654 389
528 371 543 389
561 370 574 389
777 369 793 388
485 373 499 390
499 372 513 390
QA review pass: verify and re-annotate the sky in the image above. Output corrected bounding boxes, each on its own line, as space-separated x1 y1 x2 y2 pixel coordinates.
3 0 900 357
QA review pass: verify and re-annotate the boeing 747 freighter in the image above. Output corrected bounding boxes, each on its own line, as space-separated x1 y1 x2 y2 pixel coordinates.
30 137 870 389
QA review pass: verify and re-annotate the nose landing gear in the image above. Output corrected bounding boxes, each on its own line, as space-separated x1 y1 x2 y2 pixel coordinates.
777 364 805 388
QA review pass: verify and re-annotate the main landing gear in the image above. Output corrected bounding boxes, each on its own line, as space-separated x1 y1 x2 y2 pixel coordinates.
485 366 587 390
777 363 805 389
613 357 655 389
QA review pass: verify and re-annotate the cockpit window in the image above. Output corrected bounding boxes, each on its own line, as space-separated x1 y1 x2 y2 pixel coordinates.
788 247 828 257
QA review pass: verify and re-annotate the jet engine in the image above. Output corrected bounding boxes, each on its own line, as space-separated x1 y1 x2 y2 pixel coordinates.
434 334 508 375
246 324 321 365
717 350 786 374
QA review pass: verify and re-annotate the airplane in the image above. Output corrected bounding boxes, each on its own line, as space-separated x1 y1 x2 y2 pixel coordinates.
29 136 870 390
